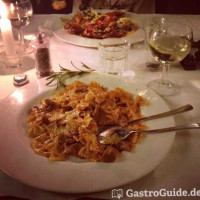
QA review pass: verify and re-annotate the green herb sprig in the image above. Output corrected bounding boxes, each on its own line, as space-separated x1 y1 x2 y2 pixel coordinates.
46 62 94 89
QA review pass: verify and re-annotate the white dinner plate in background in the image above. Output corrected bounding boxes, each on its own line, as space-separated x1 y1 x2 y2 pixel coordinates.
52 11 145 48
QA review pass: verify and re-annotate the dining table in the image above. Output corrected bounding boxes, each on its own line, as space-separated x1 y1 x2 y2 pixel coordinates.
0 12 200 200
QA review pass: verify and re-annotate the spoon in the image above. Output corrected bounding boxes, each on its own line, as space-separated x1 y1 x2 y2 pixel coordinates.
99 123 200 144
98 104 193 144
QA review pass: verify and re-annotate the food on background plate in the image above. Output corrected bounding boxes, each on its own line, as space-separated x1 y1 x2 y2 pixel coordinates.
61 8 138 39
27 81 147 162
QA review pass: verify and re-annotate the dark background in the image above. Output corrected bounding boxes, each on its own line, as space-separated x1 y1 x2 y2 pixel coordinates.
30 0 200 14
155 0 200 14
31 0 73 14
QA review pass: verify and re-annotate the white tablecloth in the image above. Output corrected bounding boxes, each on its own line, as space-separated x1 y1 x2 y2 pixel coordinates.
0 14 200 200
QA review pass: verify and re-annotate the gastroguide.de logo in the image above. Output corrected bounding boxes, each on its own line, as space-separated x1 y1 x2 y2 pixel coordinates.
112 189 123 199
111 188 200 199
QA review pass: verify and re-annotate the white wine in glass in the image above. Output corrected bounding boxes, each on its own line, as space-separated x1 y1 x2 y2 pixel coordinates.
149 36 191 63
147 20 193 96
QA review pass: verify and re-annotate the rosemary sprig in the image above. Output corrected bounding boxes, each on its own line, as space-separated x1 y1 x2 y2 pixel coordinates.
46 62 94 89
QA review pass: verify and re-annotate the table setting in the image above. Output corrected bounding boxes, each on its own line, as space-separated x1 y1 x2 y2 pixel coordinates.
0 1 200 200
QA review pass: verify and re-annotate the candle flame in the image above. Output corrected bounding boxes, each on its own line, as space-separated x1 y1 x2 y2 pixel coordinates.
0 0 8 19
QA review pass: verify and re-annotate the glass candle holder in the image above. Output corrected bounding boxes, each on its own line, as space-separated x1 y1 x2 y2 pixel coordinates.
0 43 25 68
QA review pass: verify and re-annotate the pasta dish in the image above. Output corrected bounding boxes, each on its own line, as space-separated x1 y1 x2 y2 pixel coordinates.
27 81 147 162
62 8 138 39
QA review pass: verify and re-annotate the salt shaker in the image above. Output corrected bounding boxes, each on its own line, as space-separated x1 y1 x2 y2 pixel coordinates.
32 33 52 76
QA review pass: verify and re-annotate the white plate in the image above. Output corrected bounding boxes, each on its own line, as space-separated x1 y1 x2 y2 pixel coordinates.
0 73 175 193
52 12 145 48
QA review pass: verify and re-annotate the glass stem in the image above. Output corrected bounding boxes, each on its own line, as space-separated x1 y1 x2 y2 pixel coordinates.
161 63 170 84
18 28 25 45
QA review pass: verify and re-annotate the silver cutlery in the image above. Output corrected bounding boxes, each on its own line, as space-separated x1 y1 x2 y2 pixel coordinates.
99 123 200 144
99 104 194 144
126 104 193 125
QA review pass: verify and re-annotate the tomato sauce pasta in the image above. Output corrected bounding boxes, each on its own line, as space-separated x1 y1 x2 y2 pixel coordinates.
62 8 138 39
27 81 147 162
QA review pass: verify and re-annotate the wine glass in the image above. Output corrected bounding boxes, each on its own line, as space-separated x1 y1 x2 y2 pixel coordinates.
147 19 193 96
6 0 33 53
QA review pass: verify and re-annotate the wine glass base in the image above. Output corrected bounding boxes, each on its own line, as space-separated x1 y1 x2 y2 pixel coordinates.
147 79 181 97
17 41 33 55
0 44 25 68
25 45 34 55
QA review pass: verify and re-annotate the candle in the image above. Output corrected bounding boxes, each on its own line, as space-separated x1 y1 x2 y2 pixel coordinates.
0 0 16 56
